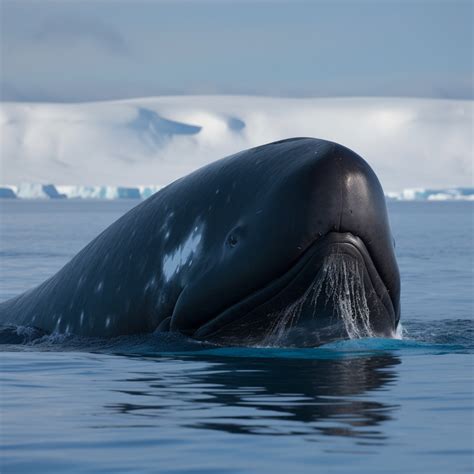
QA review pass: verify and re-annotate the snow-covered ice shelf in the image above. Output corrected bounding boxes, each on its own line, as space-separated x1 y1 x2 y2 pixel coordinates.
1 96 472 193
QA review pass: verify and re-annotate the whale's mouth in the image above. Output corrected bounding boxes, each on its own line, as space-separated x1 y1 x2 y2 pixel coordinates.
192 232 396 346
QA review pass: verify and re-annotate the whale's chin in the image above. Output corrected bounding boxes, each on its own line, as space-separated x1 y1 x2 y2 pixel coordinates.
191 232 398 347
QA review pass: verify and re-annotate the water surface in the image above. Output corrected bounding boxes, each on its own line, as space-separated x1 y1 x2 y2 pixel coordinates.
1 200 473 473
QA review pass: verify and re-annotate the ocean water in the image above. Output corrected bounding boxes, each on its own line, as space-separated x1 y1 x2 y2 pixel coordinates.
0 200 473 473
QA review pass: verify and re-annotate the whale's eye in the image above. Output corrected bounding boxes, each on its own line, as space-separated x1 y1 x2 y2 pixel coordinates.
227 233 238 247
226 224 247 248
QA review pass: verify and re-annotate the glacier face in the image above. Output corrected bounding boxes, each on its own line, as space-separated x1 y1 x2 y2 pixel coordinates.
0 96 472 192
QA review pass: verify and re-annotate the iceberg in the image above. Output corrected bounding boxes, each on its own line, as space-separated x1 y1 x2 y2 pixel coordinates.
14 183 65 199
386 187 474 201
55 185 157 200
53 185 162 200
0 187 17 198
2 183 472 201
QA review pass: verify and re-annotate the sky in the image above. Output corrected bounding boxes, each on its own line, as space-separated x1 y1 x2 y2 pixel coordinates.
0 0 472 102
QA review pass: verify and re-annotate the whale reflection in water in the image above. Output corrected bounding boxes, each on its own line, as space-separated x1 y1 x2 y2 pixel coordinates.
107 352 400 440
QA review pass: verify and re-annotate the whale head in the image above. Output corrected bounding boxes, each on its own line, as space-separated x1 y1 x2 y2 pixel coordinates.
168 138 400 346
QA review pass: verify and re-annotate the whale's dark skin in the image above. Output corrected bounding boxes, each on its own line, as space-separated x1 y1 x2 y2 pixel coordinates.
0 138 400 345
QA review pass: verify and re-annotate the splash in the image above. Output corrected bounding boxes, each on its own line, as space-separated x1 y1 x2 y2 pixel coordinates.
394 322 405 340
263 254 375 346
323 254 374 338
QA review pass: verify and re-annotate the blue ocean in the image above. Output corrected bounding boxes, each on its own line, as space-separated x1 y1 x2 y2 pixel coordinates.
1 200 473 473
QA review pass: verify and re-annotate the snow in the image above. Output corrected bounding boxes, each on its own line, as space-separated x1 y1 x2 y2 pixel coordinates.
0 96 472 193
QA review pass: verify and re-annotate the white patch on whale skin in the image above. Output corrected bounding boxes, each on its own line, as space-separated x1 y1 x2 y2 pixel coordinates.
162 223 203 282
80 311 85 326
95 281 104 293
105 316 111 328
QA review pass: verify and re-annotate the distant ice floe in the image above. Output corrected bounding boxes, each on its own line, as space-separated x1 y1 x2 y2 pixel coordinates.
0 96 472 193
0 184 162 200
1 184 472 201
56 184 162 200
385 188 474 201
9 183 66 199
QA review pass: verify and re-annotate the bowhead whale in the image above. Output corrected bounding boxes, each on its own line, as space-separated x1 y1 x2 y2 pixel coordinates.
0 138 400 346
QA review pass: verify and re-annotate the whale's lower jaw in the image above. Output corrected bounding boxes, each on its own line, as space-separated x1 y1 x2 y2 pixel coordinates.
192 232 397 347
